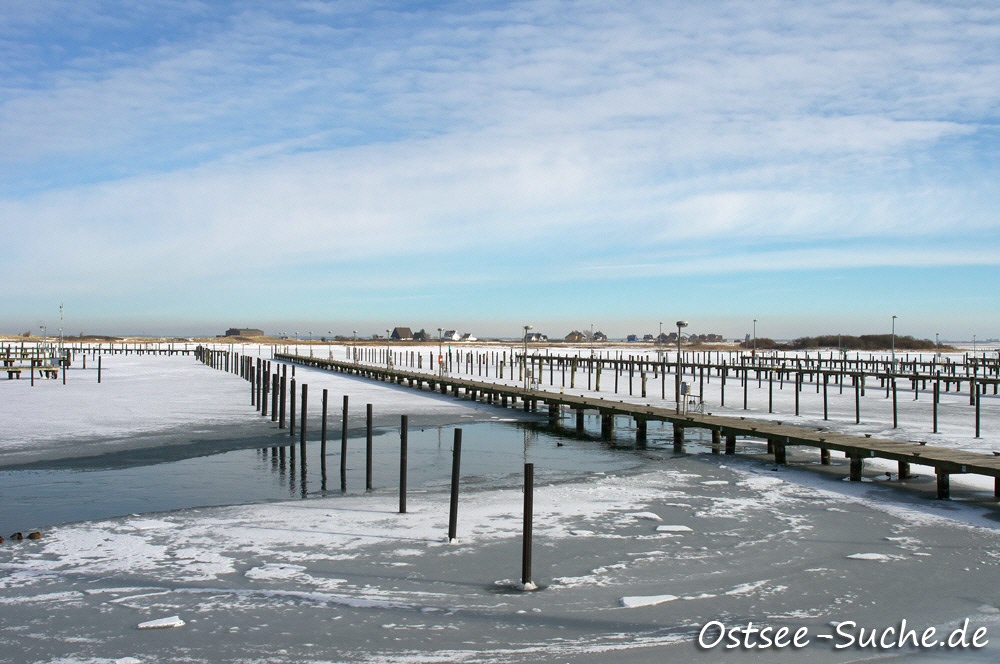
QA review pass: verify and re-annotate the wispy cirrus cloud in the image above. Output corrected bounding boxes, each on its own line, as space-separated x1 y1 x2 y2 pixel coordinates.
1 1 998 335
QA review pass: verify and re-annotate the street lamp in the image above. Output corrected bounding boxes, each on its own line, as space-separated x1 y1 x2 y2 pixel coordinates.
753 319 757 356
437 327 444 376
890 315 897 372
523 325 533 389
386 329 392 368
353 330 358 362
675 320 688 411
935 332 939 357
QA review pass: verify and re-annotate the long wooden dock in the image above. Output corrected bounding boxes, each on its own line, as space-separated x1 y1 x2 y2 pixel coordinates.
275 353 1000 501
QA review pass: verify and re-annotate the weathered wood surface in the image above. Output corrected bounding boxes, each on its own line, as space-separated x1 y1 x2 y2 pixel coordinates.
276 353 1000 498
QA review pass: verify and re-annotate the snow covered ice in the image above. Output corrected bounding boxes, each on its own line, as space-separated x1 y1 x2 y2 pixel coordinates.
1 342 1000 662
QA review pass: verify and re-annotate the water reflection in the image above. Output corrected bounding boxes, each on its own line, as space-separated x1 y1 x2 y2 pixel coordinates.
0 418 651 532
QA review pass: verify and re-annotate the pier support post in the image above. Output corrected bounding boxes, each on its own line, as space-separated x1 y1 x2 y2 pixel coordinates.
898 461 911 479
635 418 647 445
601 413 613 438
773 440 787 465
725 432 736 455
936 469 950 500
849 454 864 481
673 423 684 453
820 448 830 465
711 429 721 455
576 409 585 432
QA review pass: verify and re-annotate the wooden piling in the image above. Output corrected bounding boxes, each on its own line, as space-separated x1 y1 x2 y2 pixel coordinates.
521 462 534 589
399 415 408 513
341 395 349 492
300 383 308 446
448 429 462 543
366 403 374 491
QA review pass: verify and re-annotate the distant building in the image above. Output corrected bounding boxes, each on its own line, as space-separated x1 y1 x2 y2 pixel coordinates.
225 328 264 337
390 327 413 340
592 331 608 341
565 331 586 343
526 332 548 342
443 330 462 341
627 334 639 342
460 333 478 342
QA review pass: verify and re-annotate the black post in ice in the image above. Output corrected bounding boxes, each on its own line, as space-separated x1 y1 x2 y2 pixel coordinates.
340 395 349 492
300 383 308 447
366 403 374 491
97 355 102 384
521 462 534 589
448 429 462 543
399 415 408 514
289 377 296 436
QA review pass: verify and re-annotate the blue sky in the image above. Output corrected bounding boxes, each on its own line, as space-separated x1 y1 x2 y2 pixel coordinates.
2 1 999 341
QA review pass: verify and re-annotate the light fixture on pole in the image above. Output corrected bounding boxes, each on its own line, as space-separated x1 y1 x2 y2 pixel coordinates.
438 327 444 376
675 320 688 411
891 315 897 372
753 319 757 356
523 325 533 390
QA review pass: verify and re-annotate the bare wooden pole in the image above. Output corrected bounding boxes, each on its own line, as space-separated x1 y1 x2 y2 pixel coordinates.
448 429 462 543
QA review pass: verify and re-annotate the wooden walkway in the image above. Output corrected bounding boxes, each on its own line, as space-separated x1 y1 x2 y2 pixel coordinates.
276 353 1000 500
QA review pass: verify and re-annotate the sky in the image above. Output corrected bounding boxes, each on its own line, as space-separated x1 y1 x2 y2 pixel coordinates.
1 1 999 341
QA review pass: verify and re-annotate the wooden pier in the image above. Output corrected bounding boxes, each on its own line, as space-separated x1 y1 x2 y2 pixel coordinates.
276 352 1000 501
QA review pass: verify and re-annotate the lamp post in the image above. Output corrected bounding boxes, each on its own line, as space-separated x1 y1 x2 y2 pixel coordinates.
353 330 358 362
523 325 533 390
437 327 444 376
935 332 939 357
675 320 688 411
753 319 757 356
891 315 897 373
386 329 391 369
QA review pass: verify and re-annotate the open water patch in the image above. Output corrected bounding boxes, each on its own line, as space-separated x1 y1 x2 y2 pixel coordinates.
0 420 643 532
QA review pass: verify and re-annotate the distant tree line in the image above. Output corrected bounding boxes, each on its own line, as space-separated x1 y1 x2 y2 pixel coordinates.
751 334 946 351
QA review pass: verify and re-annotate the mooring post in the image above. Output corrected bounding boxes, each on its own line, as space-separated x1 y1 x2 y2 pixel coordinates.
898 461 911 479
271 374 279 422
97 355 102 384
341 395 349 492
366 403 374 491
321 388 328 460
820 448 830 465
822 375 828 420
891 378 898 429
976 391 981 438
399 415 408 513
279 370 287 429
711 429 721 455
448 429 462 543
289 377 296 436
673 423 684 453
725 431 736 455
521 462 534 589
855 378 861 424
300 383 308 446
